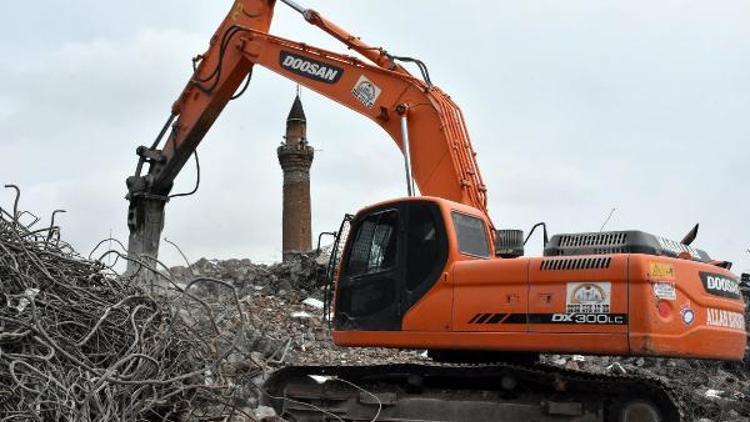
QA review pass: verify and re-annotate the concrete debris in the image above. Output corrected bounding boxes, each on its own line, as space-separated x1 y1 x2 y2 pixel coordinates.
171 253 425 367
551 356 568 366
254 405 278 419
606 362 627 375
291 311 312 319
302 297 325 309
314 250 331 266
171 252 327 298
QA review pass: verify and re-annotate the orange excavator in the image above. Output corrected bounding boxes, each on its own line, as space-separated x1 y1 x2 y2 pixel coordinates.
125 1 746 420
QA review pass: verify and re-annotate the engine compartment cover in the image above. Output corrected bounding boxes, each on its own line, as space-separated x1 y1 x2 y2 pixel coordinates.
544 230 711 261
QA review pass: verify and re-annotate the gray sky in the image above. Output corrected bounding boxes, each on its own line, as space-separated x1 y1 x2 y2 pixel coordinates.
1 0 748 271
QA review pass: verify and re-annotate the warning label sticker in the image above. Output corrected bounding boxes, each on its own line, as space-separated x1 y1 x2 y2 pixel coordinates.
649 262 675 280
653 282 677 301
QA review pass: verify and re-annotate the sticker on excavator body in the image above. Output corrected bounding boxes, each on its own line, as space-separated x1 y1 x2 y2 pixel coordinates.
649 262 675 279
653 282 676 301
231 2 246 21
566 282 611 313
352 75 382 108
680 302 695 326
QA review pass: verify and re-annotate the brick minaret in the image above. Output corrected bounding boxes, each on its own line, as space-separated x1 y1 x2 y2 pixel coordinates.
278 94 314 260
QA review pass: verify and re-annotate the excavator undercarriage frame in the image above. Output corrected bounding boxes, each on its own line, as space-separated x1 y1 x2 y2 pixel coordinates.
262 363 682 422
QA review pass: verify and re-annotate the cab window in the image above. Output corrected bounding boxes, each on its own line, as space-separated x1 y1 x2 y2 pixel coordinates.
345 209 399 276
452 212 490 258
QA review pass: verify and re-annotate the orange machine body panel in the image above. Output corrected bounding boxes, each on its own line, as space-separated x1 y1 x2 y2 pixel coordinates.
333 197 746 361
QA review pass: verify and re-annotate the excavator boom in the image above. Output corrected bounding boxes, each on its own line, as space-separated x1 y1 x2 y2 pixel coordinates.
125 0 487 272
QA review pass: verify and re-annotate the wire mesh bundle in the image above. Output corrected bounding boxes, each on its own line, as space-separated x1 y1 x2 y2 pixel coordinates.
0 186 263 421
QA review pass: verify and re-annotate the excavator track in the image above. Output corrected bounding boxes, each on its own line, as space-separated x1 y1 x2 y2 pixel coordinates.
262 361 684 422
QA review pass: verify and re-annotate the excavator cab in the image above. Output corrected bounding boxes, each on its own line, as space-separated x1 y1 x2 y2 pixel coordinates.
334 198 451 332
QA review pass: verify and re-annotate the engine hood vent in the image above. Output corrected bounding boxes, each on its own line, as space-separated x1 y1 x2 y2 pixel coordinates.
544 230 711 261
540 256 612 271
559 232 628 248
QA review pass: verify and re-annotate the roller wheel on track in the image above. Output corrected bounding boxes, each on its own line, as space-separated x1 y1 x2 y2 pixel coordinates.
609 398 663 422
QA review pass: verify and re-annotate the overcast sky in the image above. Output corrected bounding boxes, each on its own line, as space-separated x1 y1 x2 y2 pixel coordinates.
0 0 748 271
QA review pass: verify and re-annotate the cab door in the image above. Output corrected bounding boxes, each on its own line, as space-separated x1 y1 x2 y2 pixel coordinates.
399 201 450 330
334 208 403 331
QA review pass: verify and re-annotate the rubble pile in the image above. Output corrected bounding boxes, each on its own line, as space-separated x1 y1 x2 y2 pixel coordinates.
170 254 423 368
170 253 328 298
543 355 750 421
178 256 750 422
166 253 424 417
0 193 267 421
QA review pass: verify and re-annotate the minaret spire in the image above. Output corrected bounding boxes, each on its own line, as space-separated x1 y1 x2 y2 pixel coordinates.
278 92 314 260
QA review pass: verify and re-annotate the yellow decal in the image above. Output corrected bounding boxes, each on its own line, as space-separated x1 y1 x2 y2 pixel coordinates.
231 2 244 21
649 262 675 280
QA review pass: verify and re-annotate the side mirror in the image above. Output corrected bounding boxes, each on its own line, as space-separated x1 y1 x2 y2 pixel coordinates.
525 222 549 247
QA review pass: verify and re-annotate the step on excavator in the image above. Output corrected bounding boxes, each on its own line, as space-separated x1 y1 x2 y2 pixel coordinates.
124 1 747 420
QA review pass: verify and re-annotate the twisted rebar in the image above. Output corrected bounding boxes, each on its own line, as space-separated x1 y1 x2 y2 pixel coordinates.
0 188 263 421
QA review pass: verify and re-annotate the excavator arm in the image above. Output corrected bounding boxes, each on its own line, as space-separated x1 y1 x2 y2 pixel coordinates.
125 0 488 270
